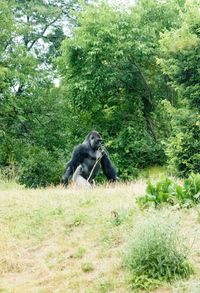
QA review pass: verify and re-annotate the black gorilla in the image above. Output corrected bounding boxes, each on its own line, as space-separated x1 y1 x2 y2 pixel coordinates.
61 131 117 187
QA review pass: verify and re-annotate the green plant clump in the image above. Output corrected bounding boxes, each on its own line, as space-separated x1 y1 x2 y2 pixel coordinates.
125 216 193 291
81 262 94 273
137 173 200 208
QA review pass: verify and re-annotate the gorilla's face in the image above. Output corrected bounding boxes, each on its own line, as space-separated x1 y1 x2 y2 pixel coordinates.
89 131 102 150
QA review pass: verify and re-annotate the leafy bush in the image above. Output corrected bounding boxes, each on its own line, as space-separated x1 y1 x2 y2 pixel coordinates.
137 177 175 208
137 173 200 208
183 173 200 205
158 3 200 110
166 109 200 178
125 215 193 291
112 125 166 180
18 148 64 188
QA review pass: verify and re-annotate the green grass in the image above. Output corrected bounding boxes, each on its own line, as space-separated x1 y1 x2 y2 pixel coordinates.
0 180 199 293
140 165 168 180
124 213 193 291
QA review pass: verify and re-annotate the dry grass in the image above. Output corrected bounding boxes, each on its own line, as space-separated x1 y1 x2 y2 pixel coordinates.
0 180 199 293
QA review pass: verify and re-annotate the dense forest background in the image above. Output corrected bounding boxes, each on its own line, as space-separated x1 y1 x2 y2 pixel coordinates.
0 0 199 187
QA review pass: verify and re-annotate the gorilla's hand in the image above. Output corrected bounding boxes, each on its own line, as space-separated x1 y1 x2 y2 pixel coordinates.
61 175 69 187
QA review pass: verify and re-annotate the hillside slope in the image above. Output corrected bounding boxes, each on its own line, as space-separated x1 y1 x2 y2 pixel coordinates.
0 182 199 292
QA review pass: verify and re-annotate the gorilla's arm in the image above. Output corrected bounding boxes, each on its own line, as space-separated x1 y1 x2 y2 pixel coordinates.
100 152 117 181
61 145 86 186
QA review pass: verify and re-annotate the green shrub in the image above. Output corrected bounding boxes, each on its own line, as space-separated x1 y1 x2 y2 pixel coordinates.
125 215 193 291
165 106 200 178
112 125 166 181
137 177 175 208
183 173 200 205
137 173 200 208
18 148 64 188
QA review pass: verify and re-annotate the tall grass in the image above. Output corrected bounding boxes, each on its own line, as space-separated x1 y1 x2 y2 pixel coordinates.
124 213 193 291
0 166 22 190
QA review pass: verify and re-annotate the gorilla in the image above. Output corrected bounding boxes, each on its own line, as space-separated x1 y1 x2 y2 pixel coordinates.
61 131 117 187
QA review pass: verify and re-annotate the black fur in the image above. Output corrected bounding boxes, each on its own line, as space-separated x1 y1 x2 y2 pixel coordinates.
61 131 117 186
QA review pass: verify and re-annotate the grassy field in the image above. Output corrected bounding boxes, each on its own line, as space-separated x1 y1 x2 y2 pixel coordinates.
0 180 200 293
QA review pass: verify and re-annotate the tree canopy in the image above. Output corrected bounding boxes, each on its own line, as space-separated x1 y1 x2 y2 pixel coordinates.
0 0 199 186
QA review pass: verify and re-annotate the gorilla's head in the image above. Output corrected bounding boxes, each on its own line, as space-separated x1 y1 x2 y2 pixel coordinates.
86 131 102 150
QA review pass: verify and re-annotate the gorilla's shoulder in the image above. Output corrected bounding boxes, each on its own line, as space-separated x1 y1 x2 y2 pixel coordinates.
73 143 88 154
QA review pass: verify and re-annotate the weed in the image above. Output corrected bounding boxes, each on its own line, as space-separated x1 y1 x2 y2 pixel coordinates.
128 274 160 291
65 213 87 231
137 173 200 208
110 210 124 226
81 262 94 272
124 214 193 291
74 247 86 258
98 280 114 292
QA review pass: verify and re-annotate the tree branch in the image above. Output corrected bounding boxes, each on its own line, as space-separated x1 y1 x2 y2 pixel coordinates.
27 16 61 51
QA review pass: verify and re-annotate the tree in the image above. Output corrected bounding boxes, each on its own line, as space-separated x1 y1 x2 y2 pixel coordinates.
57 0 182 179
158 0 200 110
0 0 78 186
158 0 200 176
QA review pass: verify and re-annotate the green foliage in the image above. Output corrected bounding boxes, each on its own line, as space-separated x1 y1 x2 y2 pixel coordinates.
0 0 76 187
137 173 200 208
0 1 13 51
137 177 175 208
1 0 199 186
58 0 182 179
158 0 200 110
157 1 200 178
163 103 200 177
125 215 193 290
18 148 64 188
183 173 200 204
112 125 165 180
